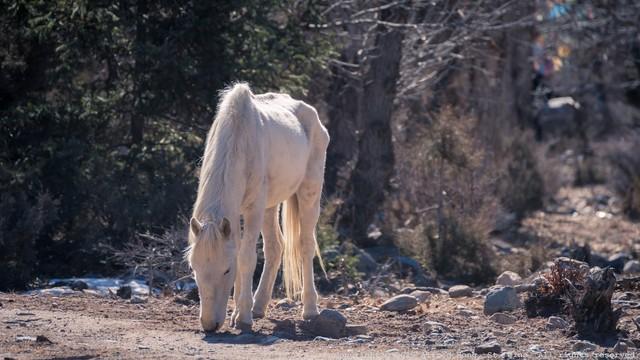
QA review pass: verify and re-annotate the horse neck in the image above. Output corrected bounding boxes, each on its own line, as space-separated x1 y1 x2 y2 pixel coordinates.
194 138 247 223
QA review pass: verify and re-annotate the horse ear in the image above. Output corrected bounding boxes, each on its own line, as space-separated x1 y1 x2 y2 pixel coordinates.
220 217 231 238
190 217 203 236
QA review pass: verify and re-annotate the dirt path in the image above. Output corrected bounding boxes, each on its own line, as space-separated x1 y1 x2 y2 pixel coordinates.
4 289 639 359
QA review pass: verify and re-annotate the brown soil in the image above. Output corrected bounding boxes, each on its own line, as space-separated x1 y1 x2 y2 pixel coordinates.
2 289 640 359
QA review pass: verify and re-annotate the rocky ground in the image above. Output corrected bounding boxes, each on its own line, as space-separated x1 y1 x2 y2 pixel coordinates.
2 185 640 359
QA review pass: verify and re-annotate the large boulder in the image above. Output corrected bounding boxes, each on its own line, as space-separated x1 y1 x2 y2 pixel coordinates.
484 286 521 315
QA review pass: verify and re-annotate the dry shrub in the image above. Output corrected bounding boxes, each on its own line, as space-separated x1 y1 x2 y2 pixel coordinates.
391 107 497 284
609 136 640 219
108 223 190 289
497 134 545 218
541 260 587 297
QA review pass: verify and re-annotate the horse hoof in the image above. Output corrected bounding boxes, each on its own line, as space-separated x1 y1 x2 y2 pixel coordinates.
234 321 253 332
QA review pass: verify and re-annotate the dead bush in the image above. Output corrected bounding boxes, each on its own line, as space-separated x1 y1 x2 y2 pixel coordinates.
390 108 498 284
609 136 640 219
498 135 545 218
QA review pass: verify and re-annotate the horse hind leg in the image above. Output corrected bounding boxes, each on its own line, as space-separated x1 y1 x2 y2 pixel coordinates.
252 207 283 319
296 181 323 320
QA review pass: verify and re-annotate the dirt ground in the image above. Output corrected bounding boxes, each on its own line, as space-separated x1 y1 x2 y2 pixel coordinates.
3 185 640 359
3 289 640 359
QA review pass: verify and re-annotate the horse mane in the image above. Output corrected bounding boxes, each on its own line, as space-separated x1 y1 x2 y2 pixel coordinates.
190 82 254 243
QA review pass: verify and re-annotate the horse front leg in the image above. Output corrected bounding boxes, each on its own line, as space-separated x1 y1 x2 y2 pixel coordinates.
231 204 264 331
253 206 282 318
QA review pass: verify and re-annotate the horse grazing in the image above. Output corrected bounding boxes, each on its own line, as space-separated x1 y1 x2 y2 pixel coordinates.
186 83 329 332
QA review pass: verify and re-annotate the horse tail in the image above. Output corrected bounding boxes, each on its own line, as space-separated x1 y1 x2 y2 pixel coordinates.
280 194 326 300
281 194 303 299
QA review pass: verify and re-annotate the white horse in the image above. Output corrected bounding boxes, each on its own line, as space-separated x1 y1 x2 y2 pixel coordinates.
186 83 329 332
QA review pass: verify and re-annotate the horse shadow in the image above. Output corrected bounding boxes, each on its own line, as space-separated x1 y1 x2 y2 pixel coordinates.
202 318 316 345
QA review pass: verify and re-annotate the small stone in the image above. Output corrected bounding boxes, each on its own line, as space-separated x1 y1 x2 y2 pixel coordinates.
614 340 629 353
130 295 147 304
117 285 132 299
313 336 335 342
572 340 597 352
458 309 475 318
528 344 544 353
307 309 347 338
423 321 450 333
490 313 516 325
275 298 296 309
409 290 431 303
448 285 473 298
36 335 52 343
15 336 37 342
379 294 418 312
475 341 502 354
546 316 569 330
70 280 89 291
496 271 522 286
484 286 521 315
515 284 533 293
624 260 640 274
345 324 368 336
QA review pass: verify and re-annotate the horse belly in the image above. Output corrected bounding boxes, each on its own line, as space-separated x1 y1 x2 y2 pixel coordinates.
264 121 310 208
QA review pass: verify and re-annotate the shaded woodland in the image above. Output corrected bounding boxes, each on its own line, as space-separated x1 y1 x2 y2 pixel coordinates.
2 0 640 290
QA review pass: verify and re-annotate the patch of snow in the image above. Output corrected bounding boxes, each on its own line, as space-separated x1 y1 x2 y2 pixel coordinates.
27 277 151 297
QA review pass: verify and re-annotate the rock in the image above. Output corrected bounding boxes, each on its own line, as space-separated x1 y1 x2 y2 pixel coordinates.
572 340 597 352
321 247 341 263
546 316 569 330
475 341 502 354
70 280 89 291
614 340 629 353
624 260 640 274
484 286 521 315
496 271 522 286
355 248 378 274
608 253 630 273
307 309 347 338
490 313 517 325
528 344 545 354
457 309 475 318
409 290 431 303
449 285 473 298
116 285 132 299
379 295 418 312
130 295 147 304
345 324 368 336
515 284 533 293
275 298 296 309
423 321 450 333
36 335 52 344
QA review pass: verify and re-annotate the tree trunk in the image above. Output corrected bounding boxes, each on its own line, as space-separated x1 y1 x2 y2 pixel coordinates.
346 8 406 246
131 0 147 144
